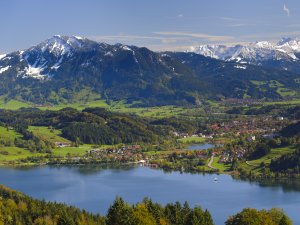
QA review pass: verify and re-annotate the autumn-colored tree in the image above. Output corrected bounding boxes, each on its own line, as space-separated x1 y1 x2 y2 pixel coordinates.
133 204 156 225
226 208 292 225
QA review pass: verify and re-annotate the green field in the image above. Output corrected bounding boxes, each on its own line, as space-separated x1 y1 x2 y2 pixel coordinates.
211 156 231 172
236 146 296 176
0 126 45 163
52 144 93 157
28 126 94 157
268 80 284 88
0 126 22 141
276 88 297 97
28 126 70 144
0 96 31 110
250 80 298 98
246 146 294 167
0 96 207 119
250 80 267 86
178 136 206 144
0 147 45 162
261 99 300 106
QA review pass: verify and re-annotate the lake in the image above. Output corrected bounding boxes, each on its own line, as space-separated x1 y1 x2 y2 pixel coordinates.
187 143 215 150
0 165 299 225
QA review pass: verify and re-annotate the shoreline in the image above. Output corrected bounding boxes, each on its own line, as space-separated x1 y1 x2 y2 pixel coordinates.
1 160 299 182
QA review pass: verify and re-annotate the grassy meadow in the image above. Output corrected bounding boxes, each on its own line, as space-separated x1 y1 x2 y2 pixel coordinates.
28 126 70 144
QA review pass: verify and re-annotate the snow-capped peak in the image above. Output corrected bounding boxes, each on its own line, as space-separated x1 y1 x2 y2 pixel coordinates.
39 35 77 57
0 54 6 60
26 35 87 59
254 41 274 49
191 45 235 60
0 35 110 81
278 37 300 52
15 35 86 80
189 37 300 64
277 37 293 46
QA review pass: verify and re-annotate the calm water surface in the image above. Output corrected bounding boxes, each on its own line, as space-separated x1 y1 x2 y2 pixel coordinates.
187 143 215 150
0 166 299 225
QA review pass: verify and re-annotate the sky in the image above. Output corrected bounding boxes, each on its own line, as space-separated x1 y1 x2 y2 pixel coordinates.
0 0 300 53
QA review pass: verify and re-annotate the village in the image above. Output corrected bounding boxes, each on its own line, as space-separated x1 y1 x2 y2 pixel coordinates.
49 112 294 173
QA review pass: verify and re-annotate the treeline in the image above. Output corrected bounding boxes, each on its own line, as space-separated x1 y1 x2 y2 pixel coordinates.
0 108 164 147
270 148 300 173
151 151 209 173
224 135 298 161
227 104 300 121
0 107 207 147
150 117 207 134
0 125 54 153
226 208 292 225
0 185 105 225
267 122 300 174
280 121 300 137
0 185 292 225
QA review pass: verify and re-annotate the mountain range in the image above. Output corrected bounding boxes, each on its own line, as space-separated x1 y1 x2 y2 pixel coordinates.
0 35 299 106
189 37 300 72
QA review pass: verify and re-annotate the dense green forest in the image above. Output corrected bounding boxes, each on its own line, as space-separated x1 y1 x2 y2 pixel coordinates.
270 148 300 173
0 185 292 225
280 121 300 137
268 123 300 174
0 107 203 148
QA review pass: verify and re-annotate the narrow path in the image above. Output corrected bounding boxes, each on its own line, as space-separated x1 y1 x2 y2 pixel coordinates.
245 161 256 167
207 154 217 170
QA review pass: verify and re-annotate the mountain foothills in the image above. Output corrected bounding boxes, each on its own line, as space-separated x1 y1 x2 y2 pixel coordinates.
0 35 299 106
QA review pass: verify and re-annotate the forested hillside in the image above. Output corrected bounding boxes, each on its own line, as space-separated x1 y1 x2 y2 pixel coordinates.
269 123 300 173
0 107 205 150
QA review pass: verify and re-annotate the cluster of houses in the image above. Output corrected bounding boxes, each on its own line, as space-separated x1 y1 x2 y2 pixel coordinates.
209 116 287 137
173 132 213 139
220 98 265 106
55 142 71 148
172 115 285 142
87 145 142 159
217 148 248 163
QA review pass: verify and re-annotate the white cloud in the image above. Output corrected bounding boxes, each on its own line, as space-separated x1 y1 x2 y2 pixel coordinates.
153 31 234 42
283 4 290 16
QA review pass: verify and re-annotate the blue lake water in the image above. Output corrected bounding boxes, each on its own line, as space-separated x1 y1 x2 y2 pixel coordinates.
187 143 215 150
0 166 299 225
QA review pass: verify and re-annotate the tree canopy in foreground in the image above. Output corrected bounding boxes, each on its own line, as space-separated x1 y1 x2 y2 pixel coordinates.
0 184 292 225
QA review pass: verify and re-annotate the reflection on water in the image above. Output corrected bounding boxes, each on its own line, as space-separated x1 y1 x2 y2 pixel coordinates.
6 164 300 192
0 165 299 225
237 177 300 192
7 164 300 192
59 164 135 175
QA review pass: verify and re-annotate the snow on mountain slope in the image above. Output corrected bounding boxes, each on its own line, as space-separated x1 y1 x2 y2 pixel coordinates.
0 66 10 74
0 36 150 80
19 35 87 79
0 35 100 80
0 54 6 60
190 37 300 64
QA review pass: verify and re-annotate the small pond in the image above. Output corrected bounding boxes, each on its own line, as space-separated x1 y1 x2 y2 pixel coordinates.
187 143 215 150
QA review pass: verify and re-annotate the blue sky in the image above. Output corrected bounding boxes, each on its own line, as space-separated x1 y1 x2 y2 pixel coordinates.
1 0 300 53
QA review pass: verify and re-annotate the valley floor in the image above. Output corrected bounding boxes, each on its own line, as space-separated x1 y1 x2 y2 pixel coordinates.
0 98 299 180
